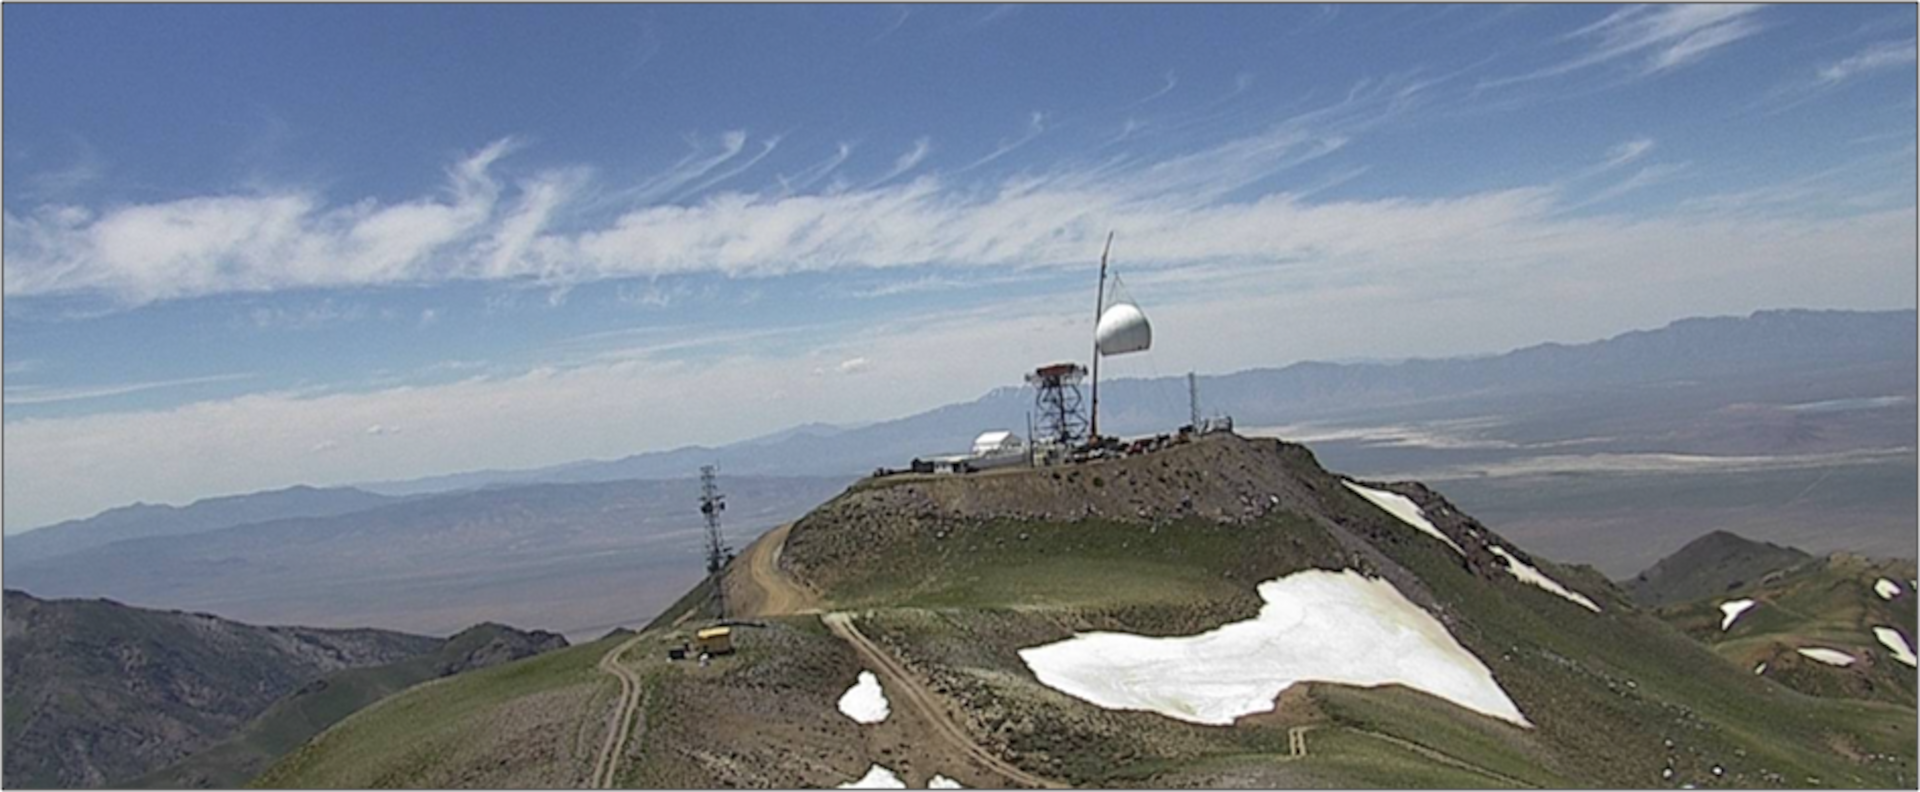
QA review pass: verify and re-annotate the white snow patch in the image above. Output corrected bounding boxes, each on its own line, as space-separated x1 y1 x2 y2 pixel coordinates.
1718 599 1756 631
1017 568 1529 728
837 765 906 789
1874 578 1901 600
928 775 965 789
837 670 890 724
1342 481 1463 555
1753 662 1767 675
1797 647 1856 667
1872 627 1917 668
1487 546 1601 613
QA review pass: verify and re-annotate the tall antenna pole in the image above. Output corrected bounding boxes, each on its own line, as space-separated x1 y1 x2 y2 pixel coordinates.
1188 371 1200 429
1090 231 1114 444
698 465 730 621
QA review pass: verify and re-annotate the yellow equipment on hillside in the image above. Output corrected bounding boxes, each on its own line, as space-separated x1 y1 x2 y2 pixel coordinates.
695 626 734 656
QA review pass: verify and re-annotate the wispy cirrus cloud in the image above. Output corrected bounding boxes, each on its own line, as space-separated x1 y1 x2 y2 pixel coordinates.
1 79 1382 305
1124 71 1179 109
7 189 1914 528
972 4 1021 29
2 372 255 406
1597 137 1656 171
1566 162 1692 212
959 112 1047 172
6 137 515 304
1483 4 1765 88
866 137 933 188
870 6 911 43
0 61 1899 312
1814 38 1915 85
245 298 368 330
779 142 854 194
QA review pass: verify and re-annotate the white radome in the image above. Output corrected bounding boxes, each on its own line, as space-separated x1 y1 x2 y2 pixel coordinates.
1096 303 1152 356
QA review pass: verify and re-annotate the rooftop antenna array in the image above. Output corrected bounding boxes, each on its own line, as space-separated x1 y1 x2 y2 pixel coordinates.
698 465 732 620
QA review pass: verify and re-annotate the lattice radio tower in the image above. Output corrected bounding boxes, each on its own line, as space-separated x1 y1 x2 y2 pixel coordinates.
698 465 732 620
1025 363 1089 447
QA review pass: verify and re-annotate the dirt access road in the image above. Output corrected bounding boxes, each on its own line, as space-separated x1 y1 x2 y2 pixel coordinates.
737 522 1064 787
730 522 819 617
824 612 1068 789
597 523 1061 787
590 634 646 789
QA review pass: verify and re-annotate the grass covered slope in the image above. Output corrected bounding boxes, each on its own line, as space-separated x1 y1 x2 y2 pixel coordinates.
132 623 567 788
1651 549 1917 706
776 434 1913 788
254 433 1917 789
0 591 439 789
253 636 617 789
1626 530 1814 607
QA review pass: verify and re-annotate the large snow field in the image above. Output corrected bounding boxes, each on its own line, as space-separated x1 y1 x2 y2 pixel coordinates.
837 670 890 724
1718 599 1756 631
837 765 906 789
1872 627 1917 668
1796 647 1856 667
1487 545 1601 613
1017 568 1529 728
1341 481 1464 555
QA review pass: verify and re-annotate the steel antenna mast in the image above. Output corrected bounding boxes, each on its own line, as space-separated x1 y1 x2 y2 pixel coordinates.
698 465 731 620
1089 231 1114 444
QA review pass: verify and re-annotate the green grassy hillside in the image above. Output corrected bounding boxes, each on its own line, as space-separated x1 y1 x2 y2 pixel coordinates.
253 433 1917 789
252 636 618 789
1652 550 1917 706
1 591 439 789
131 624 566 788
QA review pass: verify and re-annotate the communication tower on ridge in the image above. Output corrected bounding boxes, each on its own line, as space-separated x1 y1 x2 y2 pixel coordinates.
695 462 729 625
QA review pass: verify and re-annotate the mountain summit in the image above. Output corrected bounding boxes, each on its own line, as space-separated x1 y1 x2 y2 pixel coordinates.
255 433 1914 788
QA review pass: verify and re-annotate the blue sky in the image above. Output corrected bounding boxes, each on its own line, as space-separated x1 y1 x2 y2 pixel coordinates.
4 4 1915 530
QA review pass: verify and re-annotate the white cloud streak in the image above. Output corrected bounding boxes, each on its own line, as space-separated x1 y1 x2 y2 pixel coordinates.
781 142 854 194
959 112 1046 172
1483 5 1765 88
1816 39 1916 85
0 78 1426 305
1572 162 1691 209
1124 71 1179 109
6 191 1912 529
2 373 255 406
866 137 933 188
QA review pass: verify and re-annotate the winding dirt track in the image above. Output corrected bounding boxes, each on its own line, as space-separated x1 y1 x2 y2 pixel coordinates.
737 523 1061 786
824 612 1069 790
731 522 816 617
589 633 646 789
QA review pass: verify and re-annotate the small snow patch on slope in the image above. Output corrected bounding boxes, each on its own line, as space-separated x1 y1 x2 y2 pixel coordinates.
1872 627 1917 668
1874 578 1901 600
1797 647 1856 667
837 670 890 724
837 765 906 789
1718 599 1756 631
1017 568 1529 728
928 775 965 789
1342 481 1463 555
1488 546 1601 612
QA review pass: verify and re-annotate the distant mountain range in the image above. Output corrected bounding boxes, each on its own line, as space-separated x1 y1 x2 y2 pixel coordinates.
4 308 1910 636
4 475 851 638
6 485 400 566
350 308 1916 495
